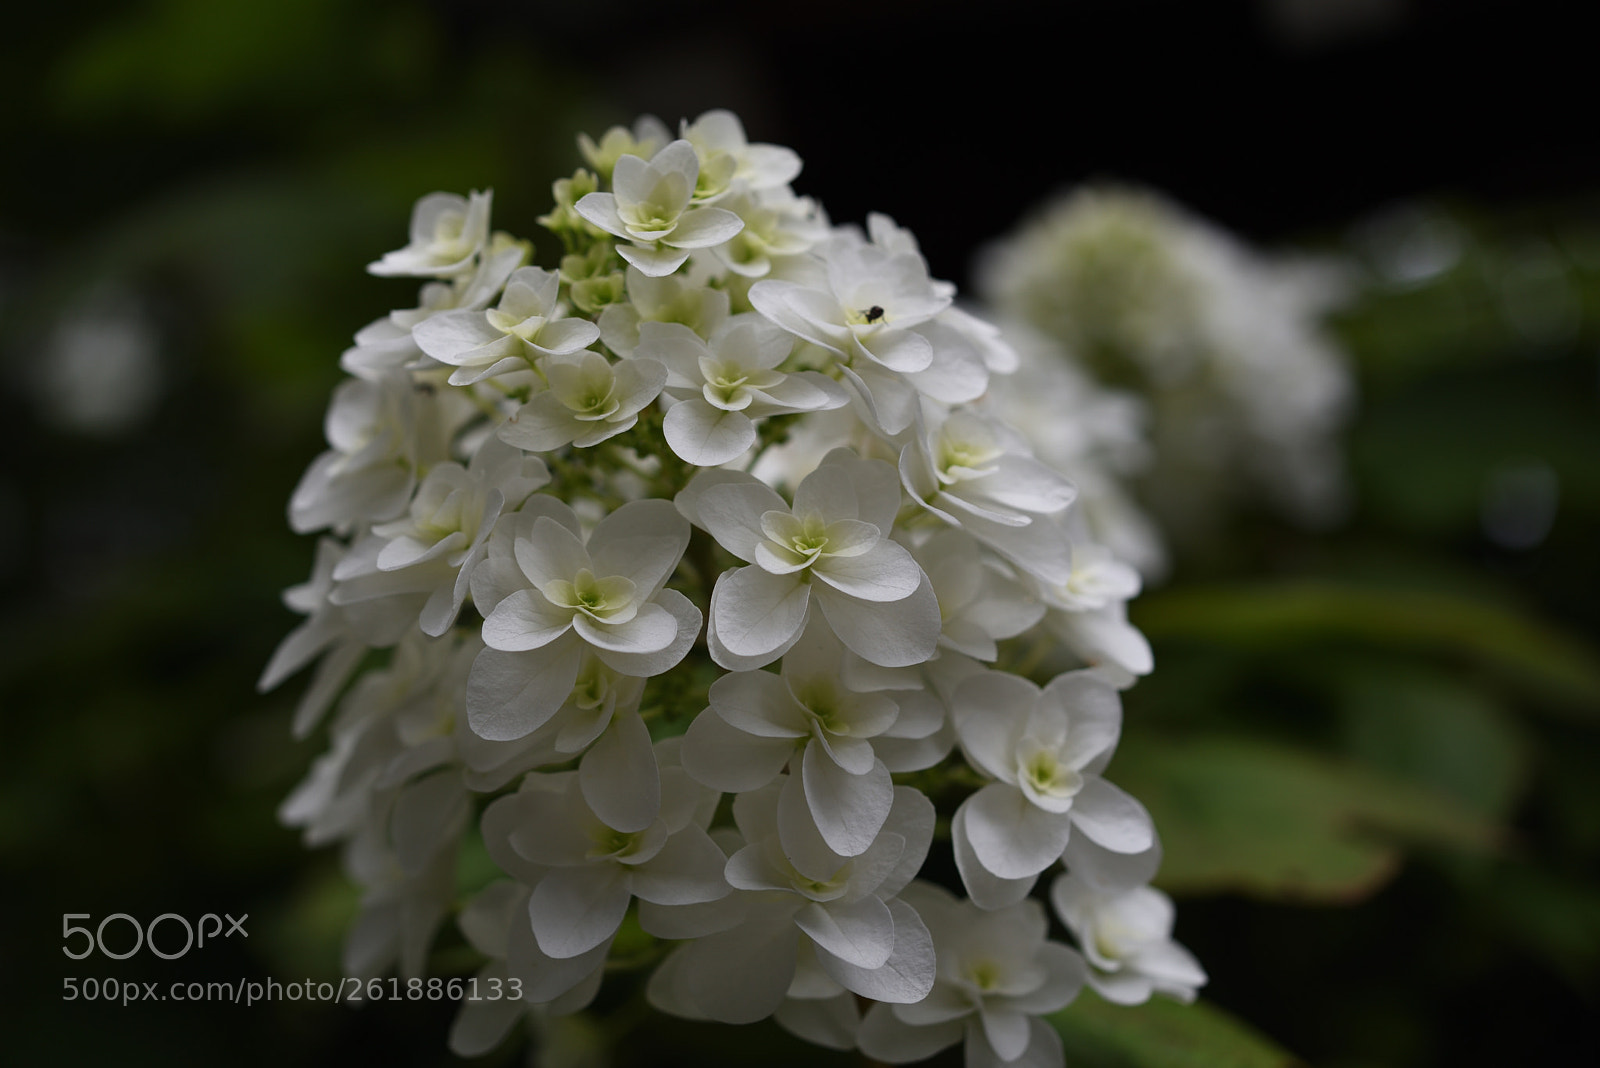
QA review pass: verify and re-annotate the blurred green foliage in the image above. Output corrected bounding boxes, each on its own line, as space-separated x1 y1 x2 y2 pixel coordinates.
0 4 1597 1067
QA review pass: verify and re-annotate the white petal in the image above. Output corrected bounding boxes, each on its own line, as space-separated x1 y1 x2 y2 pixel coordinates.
803 742 893 858
970 1015 1065 1068
773 993 862 1052
813 577 940 668
858 1002 964 1064
588 498 690 597
514 512 590 588
812 540 924 602
663 206 745 248
1070 777 1155 854
481 588 573 651
816 897 935 1004
618 242 691 277
954 670 1036 782
465 641 581 741
573 191 626 237
678 918 800 1024
961 782 1071 880
507 910 612 1003
1008 941 1089 1015
681 707 796 792
694 477 787 561
447 963 524 1056
580 713 660 833
574 599 678 655
412 309 508 363
630 825 732 906
529 316 600 356
874 785 939 901
795 896 895 970
858 328 933 373
709 566 810 667
496 392 585 452
591 588 701 676
392 770 468 875
664 398 757 466
528 865 631 959
980 1005 1032 1063
709 669 809 737
777 770 851 884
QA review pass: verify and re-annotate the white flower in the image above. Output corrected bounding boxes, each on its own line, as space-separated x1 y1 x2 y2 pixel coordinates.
343 235 530 380
369 190 493 278
681 619 919 855
447 876 613 1057
710 188 827 277
640 315 849 466
465 496 699 741
496 349 667 452
575 140 745 277
951 670 1153 908
647 775 936 1024
749 227 952 433
977 184 1352 528
578 115 671 179
288 372 471 535
676 449 940 670
680 108 803 201
413 265 601 386
329 438 549 636
858 882 1087 1068
899 406 1078 586
493 757 727 960
1050 875 1206 1006
915 528 1046 663
258 537 419 738
596 266 731 356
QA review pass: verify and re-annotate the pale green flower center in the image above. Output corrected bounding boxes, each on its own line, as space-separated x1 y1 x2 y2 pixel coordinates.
969 960 1002 991
545 569 636 621
590 824 644 860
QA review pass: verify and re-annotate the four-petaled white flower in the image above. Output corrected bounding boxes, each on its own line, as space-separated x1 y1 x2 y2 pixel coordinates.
329 439 549 637
413 265 601 386
1050 874 1207 1006
575 140 745 277
677 449 941 670
497 349 668 452
647 775 936 1024
640 315 849 466
951 670 1154 909
465 496 699 741
596 266 730 355
493 760 727 961
900 406 1079 586
682 620 920 856
680 108 803 201
369 190 494 278
859 882 1087 1068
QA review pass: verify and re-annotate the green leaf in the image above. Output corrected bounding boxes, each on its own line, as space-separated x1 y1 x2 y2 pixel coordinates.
1334 662 1528 820
1050 991 1306 1068
1111 735 1499 902
1134 583 1600 716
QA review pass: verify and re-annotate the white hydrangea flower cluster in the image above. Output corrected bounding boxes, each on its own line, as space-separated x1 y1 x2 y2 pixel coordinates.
264 110 1203 1066
977 185 1353 548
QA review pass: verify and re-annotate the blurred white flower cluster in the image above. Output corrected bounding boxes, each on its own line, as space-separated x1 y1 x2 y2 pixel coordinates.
263 111 1202 1066
978 186 1354 564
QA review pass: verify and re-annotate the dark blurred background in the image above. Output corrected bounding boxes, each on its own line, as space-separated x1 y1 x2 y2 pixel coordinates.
1 2 1597 1066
